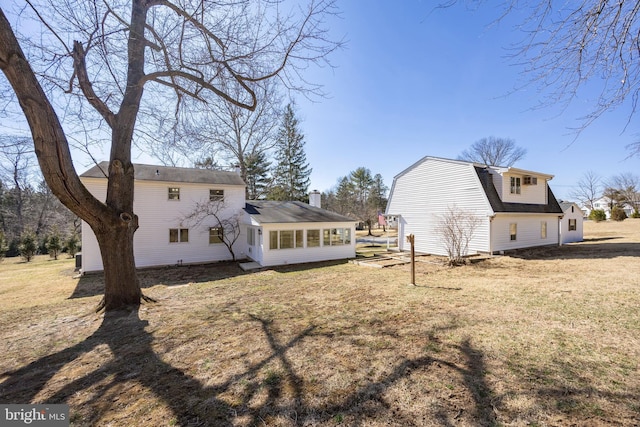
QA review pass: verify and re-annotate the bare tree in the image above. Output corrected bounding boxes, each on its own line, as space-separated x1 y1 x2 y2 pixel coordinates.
607 173 640 213
182 80 283 196
571 170 602 210
458 136 526 166
180 199 242 261
437 205 481 266
0 136 35 237
0 1 341 311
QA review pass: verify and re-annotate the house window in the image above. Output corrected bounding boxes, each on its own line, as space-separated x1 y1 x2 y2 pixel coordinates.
247 228 255 246
510 177 521 194
541 221 547 239
569 219 577 231
210 189 224 201
209 227 223 244
307 229 320 247
269 230 303 249
280 230 294 249
323 229 331 246
523 176 537 185
169 228 189 243
324 228 350 246
168 187 180 200
571 206 574 213
509 223 517 241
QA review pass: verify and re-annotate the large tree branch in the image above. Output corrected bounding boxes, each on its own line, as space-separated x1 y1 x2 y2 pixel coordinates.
143 70 257 110
72 40 116 127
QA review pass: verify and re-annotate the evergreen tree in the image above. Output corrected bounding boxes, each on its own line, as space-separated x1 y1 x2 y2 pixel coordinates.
269 103 311 201
46 228 63 260
245 152 272 200
19 231 37 262
65 234 80 258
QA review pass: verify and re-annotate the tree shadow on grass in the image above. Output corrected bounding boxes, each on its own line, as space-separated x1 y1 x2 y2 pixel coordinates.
507 241 640 260
0 310 498 426
69 259 350 299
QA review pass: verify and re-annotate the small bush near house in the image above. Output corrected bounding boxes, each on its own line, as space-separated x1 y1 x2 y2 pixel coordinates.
632 209 640 218
589 209 607 222
18 232 38 262
611 207 627 222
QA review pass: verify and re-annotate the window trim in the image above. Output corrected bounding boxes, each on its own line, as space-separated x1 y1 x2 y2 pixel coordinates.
168 187 180 200
568 218 577 231
209 189 224 201
209 226 224 244
509 223 517 241
540 221 547 239
510 177 521 195
169 228 189 243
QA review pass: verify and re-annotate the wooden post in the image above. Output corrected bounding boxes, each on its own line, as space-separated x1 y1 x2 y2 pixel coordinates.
406 234 415 285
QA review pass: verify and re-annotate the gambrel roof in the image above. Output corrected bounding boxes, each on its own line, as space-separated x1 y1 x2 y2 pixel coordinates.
245 201 355 224
80 162 245 186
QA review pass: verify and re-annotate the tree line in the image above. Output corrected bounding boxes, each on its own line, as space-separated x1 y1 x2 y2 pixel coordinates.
322 167 388 235
0 137 79 261
193 102 312 202
572 171 640 221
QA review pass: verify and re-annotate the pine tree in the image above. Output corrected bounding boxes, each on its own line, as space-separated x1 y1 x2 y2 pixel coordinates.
46 228 63 260
245 152 272 200
19 231 37 262
269 103 311 202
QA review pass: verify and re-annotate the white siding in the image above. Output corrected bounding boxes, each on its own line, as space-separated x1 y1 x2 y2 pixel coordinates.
560 204 584 244
80 177 246 272
499 173 548 204
386 158 493 256
491 214 560 252
256 222 356 267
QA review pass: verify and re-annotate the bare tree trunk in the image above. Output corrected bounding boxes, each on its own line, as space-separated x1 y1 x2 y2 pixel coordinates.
94 217 142 311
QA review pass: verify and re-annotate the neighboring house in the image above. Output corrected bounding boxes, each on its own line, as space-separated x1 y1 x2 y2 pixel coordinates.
243 200 356 267
385 156 564 256
80 162 355 272
583 197 635 219
558 201 584 244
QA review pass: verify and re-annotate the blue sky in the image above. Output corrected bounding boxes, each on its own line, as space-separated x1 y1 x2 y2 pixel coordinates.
295 2 639 201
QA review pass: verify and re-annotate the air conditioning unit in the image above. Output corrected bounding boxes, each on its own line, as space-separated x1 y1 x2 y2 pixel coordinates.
523 176 537 185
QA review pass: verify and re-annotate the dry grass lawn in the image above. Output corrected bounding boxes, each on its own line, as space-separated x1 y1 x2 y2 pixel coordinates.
0 220 639 426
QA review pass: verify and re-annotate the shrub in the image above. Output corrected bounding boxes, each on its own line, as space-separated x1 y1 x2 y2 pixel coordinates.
589 209 607 222
46 231 63 260
65 234 80 257
632 209 640 219
19 232 38 262
611 206 628 222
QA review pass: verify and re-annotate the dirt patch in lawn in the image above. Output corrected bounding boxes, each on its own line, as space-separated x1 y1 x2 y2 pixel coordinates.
0 220 639 426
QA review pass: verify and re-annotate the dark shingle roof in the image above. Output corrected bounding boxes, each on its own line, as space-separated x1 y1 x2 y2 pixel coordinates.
80 162 245 186
558 201 578 211
245 200 355 224
475 167 563 214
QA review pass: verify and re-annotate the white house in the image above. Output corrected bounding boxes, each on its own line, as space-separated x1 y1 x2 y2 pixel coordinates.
243 200 356 267
385 156 564 256
558 201 584 244
80 162 356 272
584 197 636 219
